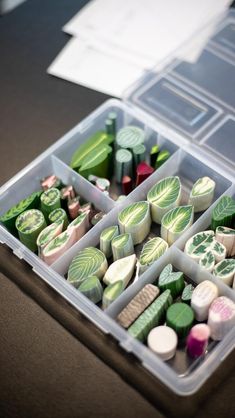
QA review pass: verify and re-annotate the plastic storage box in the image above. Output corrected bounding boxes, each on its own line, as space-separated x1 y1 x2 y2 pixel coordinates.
0 9 235 397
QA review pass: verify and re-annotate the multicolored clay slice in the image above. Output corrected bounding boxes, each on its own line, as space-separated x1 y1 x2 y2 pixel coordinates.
161 205 194 245
67 212 89 241
184 230 215 262
37 221 64 258
128 290 172 342
215 226 235 257
0 190 42 234
117 284 160 329
188 177 215 212
48 208 69 230
102 280 125 309
78 276 103 304
100 225 119 258
68 247 108 288
147 176 181 224
199 250 215 273
42 227 77 265
118 201 151 245
191 280 219 321
139 237 168 273
40 187 61 220
16 209 47 252
166 302 194 339
111 233 134 261
213 259 235 287
208 296 235 340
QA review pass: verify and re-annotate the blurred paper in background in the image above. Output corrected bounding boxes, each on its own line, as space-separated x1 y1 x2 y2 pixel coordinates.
48 0 232 97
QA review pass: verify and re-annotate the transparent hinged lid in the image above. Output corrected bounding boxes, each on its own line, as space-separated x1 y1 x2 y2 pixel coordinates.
125 9 235 180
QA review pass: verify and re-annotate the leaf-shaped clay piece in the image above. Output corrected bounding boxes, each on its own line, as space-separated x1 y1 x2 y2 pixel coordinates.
43 228 77 266
37 221 64 257
79 144 112 179
161 205 194 245
158 266 185 298
67 212 89 241
70 131 114 170
78 276 103 304
116 126 145 149
184 230 215 262
118 201 151 245
111 233 134 261
211 196 235 230
68 247 108 288
216 226 235 257
139 237 168 273
212 241 226 263
199 250 215 273
147 176 181 224
213 259 235 287
100 225 119 258
188 177 215 212
102 280 125 309
103 254 136 288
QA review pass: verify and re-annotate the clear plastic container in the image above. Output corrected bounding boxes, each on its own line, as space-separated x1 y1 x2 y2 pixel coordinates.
0 9 235 397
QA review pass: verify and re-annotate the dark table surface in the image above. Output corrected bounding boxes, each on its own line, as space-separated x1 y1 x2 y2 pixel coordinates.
0 1 235 418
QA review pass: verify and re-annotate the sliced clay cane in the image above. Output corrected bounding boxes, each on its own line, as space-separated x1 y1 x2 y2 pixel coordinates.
199 250 215 273
122 176 132 195
78 203 93 219
184 230 215 263
115 149 132 183
158 265 185 299
0 190 42 235
78 276 103 304
150 145 159 167
111 233 134 261
211 195 235 231
188 177 215 213
136 162 154 186
41 175 62 191
96 178 110 192
133 144 146 167
42 227 76 265
216 226 235 257
166 302 194 339
211 241 226 263
181 284 194 304
68 197 80 220
100 225 119 258
40 188 61 221
155 150 170 169
128 290 173 342
147 326 178 361
213 259 235 287
139 237 168 274
16 209 47 252
60 186 75 208
48 208 69 230
147 176 181 224
191 280 218 321
68 247 108 288
116 126 145 150
103 254 136 288
161 205 194 246
186 324 210 358
208 296 235 341
117 284 160 329
102 280 124 309
91 212 106 226
67 212 89 241
118 201 151 245
37 221 63 258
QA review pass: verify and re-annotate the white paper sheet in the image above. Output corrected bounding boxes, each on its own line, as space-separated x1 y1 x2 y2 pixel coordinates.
48 0 232 98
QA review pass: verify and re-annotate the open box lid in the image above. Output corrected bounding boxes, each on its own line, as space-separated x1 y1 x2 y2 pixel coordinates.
125 9 235 181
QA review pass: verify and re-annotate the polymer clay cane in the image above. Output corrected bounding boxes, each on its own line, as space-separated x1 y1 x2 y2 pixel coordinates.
158 264 185 299
115 149 133 183
111 233 134 261
40 188 61 220
37 221 64 258
186 324 210 358
188 177 215 213
16 209 47 252
48 208 69 229
191 280 218 321
78 276 103 304
42 227 77 265
147 326 178 361
116 126 145 150
135 162 154 186
100 225 119 258
166 302 194 338
103 254 136 288
208 296 235 340
155 150 170 169
68 197 80 220
117 284 160 329
181 284 194 304
102 280 125 309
